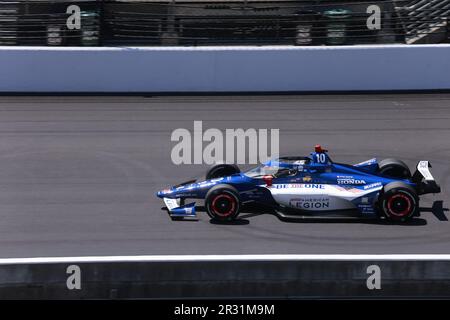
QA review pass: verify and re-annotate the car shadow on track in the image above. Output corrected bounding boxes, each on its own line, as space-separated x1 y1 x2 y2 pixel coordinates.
274 215 428 226
234 203 430 226
209 218 250 225
420 200 449 222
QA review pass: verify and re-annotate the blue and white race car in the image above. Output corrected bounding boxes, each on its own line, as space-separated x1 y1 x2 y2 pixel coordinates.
156 145 441 223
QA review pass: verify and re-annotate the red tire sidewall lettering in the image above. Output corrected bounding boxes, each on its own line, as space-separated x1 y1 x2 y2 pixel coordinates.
383 189 417 219
206 189 240 220
211 193 236 217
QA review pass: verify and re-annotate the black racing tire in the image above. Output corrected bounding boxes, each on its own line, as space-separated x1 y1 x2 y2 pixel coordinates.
378 159 411 179
206 164 240 180
205 184 241 222
378 181 419 222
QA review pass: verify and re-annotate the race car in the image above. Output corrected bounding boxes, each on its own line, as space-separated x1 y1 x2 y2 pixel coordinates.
156 145 441 223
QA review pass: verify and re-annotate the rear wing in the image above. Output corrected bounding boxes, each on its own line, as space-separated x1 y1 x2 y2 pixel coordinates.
412 161 441 195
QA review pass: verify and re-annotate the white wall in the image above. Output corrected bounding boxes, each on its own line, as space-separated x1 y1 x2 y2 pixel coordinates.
1 44 449 92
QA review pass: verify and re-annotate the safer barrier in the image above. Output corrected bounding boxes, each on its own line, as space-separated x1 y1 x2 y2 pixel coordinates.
1 44 449 92
0 255 450 299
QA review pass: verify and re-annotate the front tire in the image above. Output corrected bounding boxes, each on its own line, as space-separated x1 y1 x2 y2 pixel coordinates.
206 164 240 180
205 185 240 222
378 182 419 222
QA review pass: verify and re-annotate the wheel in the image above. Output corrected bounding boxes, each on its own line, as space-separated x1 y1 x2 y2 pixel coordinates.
206 164 240 180
378 159 411 179
378 181 419 222
205 184 240 222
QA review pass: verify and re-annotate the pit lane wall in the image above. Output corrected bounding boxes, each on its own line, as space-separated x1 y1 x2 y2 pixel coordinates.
1 255 450 299
1 44 450 92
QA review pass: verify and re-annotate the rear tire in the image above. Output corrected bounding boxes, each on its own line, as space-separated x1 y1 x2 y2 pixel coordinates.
206 164 240 180
378 181 419 222
205 184 240 222
378 158 411 179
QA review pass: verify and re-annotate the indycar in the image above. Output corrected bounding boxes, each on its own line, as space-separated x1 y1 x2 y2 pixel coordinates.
156 145 441 223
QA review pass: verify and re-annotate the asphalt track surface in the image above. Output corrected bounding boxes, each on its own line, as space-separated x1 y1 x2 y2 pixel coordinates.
0 94 449 258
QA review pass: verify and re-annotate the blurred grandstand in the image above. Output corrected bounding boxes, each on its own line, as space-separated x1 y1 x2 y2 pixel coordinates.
0 0 448 46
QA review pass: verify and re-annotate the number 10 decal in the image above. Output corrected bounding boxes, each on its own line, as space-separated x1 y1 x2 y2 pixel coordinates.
316 153 326 163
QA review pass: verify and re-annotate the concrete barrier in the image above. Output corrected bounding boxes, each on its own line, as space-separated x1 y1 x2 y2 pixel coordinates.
1 44 450 93
0 255 450 299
